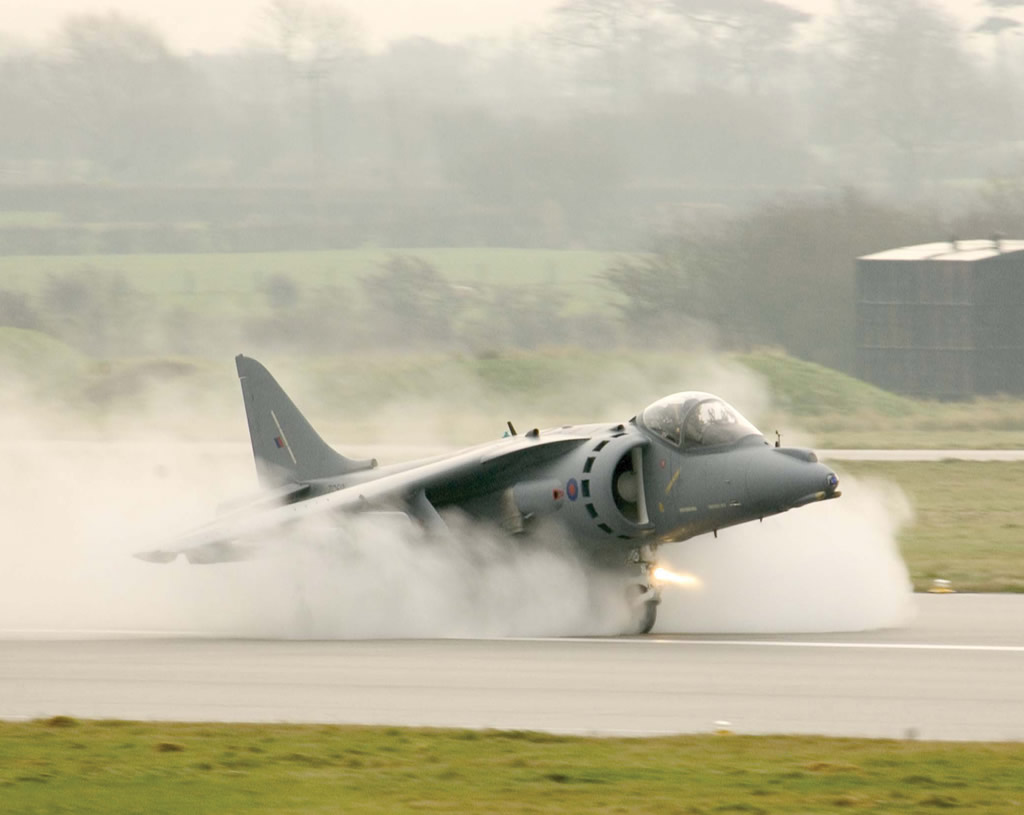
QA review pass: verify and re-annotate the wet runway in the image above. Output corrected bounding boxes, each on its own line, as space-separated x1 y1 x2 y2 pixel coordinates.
821 449 1024 462
3 594 1023 741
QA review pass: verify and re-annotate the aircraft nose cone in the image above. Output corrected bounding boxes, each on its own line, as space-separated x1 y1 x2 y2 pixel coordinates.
745 449 841 514
788 463 841 507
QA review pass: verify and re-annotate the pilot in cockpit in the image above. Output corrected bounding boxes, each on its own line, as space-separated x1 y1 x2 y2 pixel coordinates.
641 393 760 450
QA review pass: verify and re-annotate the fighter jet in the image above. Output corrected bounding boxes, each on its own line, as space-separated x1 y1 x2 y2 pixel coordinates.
137 355 841 634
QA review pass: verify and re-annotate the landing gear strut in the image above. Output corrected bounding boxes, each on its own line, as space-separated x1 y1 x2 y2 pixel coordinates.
627 545 661 635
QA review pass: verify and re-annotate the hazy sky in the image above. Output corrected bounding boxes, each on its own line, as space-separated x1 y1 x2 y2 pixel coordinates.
0 0 996 53
6 0 554 51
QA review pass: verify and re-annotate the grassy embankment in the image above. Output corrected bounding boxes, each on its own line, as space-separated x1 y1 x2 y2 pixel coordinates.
2 719 1023 814
738 351 1024 449
4 321 1024 446
3 246 1024 445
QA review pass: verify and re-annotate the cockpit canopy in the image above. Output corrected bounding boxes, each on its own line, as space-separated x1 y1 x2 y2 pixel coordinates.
640 392 762 449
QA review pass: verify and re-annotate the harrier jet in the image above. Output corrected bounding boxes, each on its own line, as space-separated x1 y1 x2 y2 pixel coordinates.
137 355 841 634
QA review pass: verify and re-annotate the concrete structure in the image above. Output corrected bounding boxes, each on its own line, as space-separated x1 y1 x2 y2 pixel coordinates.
857 239 1024 397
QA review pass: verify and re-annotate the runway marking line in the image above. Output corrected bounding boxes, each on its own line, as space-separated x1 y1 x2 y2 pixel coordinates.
3 633 1024 654
508 637 1024 654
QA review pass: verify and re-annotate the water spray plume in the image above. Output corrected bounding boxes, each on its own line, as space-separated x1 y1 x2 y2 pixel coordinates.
0 354 914 638
654 472 914 634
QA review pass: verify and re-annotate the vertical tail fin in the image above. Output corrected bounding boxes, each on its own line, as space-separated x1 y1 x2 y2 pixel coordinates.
235 355 376 488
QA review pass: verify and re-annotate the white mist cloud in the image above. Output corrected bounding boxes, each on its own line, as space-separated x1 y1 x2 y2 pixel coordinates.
654 474 915 633
177 516 636 639
0 438 636 638
0 353 914 639
0 436 913 638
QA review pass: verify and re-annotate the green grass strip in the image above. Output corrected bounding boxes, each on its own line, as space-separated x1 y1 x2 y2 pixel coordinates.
843 461 1024 593
3 720 1023 814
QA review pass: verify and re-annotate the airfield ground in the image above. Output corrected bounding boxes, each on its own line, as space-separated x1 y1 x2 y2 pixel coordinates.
3 253 1024 809
3 720 1024 814
841 460 1024 593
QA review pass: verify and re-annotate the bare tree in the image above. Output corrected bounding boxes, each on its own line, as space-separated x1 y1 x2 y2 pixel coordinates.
56 13 200 180
263 0 363 184
548 0 670 103
666 0 811 94
266 0 361 68
975 0 1024 88
360 256 459 349
816 0 986 192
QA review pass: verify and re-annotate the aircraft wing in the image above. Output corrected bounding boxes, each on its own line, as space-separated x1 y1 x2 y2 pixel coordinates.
135 432 589 564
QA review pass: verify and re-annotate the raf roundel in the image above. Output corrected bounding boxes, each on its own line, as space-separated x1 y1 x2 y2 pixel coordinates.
566 478 579 502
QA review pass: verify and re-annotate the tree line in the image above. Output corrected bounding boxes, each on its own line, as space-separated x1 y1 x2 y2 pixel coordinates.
2 0 1024 250
5 191 1022 375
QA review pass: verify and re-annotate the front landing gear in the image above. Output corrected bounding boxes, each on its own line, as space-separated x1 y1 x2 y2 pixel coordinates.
626 545 661 635
632 584 660 634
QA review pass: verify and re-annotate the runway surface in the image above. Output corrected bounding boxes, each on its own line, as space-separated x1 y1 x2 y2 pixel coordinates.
3 594 1023 741
821 449 1024 462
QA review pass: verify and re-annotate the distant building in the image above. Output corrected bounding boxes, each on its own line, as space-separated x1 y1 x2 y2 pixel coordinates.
857 239 1024 398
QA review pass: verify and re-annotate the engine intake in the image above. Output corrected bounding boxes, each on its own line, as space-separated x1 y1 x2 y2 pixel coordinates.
573 434 651 539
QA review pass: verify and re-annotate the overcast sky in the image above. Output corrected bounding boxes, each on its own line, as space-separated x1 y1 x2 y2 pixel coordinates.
0 0 996 53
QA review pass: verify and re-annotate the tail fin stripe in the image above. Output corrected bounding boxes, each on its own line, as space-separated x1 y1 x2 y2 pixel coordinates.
270 409 298 465
236 354 376 488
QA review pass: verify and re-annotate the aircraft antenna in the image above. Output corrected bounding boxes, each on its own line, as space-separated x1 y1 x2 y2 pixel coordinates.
507 421 518 436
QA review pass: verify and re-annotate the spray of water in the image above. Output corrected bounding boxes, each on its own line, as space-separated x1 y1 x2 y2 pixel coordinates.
194 515 635 639
654 473 915 633
0 357 915 638
0 436 638 637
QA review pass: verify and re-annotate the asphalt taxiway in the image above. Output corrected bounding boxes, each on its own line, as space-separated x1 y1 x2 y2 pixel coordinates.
2 594 1023 741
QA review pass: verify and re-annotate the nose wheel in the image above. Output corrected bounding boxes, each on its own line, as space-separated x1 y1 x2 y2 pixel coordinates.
626 546 661 635
632 583 660 634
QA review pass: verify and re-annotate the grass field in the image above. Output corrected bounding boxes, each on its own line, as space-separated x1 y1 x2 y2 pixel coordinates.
3 720 1023 814
0 247 622 315
842 460 1024 593
0 248 616 290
